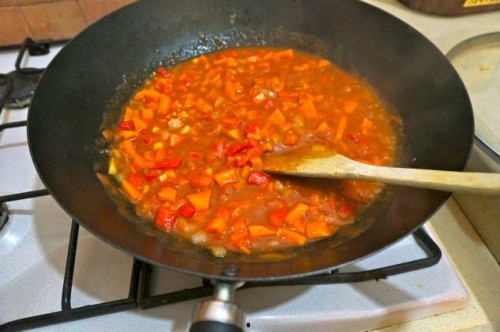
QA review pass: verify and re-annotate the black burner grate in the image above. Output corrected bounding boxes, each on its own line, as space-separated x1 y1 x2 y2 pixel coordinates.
0 187 441 331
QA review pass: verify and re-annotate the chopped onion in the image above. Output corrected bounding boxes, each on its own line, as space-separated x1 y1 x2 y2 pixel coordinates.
209 245 227 258
274 180 284 191
191 230 208 245
168 118 183 129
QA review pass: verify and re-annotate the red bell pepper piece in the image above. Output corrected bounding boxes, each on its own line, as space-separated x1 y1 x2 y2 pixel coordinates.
156 206 179 230
268 208 288 227
144 170 161 182
213 140 225 155
338 201 352 219
243 122 260 137
151 158 183 170
226 142 248 156
234 155 249 168
128 172 145 188
141 135 153 144
119 120 135 131
178 204 196 219
156 67 170 78
244 138 259 148
247 170 270 186
264 99 274 109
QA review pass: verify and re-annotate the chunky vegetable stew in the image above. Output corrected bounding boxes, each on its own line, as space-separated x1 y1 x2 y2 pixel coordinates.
102 47 400 257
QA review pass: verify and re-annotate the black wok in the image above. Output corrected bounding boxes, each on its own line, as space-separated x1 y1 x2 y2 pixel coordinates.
28 0 472 284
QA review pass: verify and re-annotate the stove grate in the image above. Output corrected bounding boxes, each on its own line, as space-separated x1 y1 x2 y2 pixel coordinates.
0 190 441 331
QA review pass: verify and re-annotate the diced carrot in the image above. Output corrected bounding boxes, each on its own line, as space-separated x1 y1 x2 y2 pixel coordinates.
186 190 212 212
343 100 359 114
282 131 301 146
158 187 177 202
306 220 333 239
333 115 347 142
261 142 273 151
224 81 236 100
157 95 171 115
122 140 137 158
279 228 307 246
121 179 143 202
184 93 195 108
196 99 213 113
142 107 154 121
288 218 306 234
132 117 148 131
248 225 276 237
198 54 209 64
215 206 232 222
123 106 134 121
268 109 286 125
317 59 331 68
214 168 239 186
285 203 309 223
316 121 329 132
299 99 317 118
272 49 294 61
220 117 242 128
188 171 213 187
249 156 263 167
228 232 252 254
361 118 374 135
205 218 226 234
145 101 158 111
120 131 139 140
223 128 240 140
134 89 161 102
132 155 148 170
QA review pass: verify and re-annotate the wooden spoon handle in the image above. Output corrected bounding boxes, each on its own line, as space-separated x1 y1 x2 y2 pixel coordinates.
303 154 500 196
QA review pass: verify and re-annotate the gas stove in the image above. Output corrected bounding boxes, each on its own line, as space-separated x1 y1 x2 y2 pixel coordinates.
1 1 499 331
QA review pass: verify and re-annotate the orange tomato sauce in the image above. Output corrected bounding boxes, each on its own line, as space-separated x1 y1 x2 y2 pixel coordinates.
103 47 400 257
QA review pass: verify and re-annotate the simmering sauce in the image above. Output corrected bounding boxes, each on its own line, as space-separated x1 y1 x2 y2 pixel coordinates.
101 47 400 257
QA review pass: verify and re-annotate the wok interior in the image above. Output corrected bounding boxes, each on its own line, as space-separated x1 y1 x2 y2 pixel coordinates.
27 0 472 281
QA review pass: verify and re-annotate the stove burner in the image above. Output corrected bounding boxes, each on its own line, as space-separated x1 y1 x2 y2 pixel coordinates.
0 38 49 110
3 70 42 109
0 74 13 110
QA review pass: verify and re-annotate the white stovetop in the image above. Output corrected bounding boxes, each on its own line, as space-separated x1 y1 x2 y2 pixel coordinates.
1 1 499 331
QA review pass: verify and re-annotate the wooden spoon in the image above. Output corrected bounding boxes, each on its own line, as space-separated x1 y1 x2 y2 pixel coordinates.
261 149 500 196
